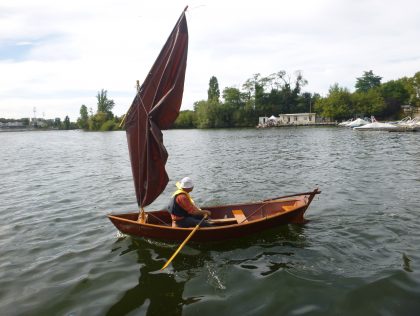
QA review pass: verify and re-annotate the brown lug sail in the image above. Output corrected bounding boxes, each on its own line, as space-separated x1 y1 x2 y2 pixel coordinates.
124 8 188 207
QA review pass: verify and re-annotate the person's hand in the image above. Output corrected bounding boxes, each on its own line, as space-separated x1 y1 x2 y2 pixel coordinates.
202 210 211 217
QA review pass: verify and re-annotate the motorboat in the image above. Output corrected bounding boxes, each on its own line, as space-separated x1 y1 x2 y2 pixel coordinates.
354 116 397 131
346 118 370 128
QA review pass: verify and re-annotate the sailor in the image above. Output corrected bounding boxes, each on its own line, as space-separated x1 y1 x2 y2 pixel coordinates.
168 177 212 227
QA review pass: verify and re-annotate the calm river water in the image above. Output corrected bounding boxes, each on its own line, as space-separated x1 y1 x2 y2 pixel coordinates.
1 127 419 315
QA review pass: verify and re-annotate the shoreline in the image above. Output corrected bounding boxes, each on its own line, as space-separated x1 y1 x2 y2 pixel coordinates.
257 122 337 128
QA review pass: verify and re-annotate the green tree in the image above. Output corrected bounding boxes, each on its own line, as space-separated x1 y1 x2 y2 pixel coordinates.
194 100 217 128
380 80 410 117
77 104 89 129
173 110 196 128
314 84 352 120
222 87 254 127
355 70 382 93
195 77 227 128
96 89 115 119
267 70 308 114
213 102 235 127
242 74 259 101
77 89 121 131
296 92 315 113
88 112 108 130
407 72 420 107
63 116 71 129
291 71 308 96
54 117 62 128
241 73 272 116
222 87 244 107
352 89 385 117
100 120 117 131
207 76 220 102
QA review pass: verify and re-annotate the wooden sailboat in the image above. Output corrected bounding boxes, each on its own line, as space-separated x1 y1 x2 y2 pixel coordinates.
109 189 320 242
108 7 320 242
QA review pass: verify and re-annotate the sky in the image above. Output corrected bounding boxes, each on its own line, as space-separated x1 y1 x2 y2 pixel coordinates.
1 0 420 121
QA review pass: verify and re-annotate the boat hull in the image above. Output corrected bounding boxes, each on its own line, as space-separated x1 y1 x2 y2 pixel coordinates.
108 189 320 242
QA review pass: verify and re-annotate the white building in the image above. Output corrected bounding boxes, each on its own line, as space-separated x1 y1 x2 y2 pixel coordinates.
278 113 316 124
259 113 316 126
0 121 25 128
30 118 48 128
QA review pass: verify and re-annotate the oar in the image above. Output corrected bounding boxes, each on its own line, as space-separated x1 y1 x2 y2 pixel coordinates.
161 215 207 270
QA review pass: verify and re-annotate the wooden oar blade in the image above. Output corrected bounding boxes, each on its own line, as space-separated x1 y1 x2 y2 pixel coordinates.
161 216 207 270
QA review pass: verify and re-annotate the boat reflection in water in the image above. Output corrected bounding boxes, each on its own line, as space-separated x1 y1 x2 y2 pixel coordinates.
105 223 308 315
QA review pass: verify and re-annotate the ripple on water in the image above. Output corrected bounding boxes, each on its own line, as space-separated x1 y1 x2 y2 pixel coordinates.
1 129 420 315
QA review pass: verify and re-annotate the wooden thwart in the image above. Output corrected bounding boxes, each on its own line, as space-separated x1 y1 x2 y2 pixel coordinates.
282 205 296 211
208 218 237 225
283 200 305 212
232 209 248 223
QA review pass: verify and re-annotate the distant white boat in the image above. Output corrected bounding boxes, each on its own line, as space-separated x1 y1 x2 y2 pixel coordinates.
347 118 370 128
354 117 397 131
338 119 353 126
393 117 420 132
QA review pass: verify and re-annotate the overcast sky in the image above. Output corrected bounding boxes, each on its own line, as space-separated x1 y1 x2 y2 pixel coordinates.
1 0 419 120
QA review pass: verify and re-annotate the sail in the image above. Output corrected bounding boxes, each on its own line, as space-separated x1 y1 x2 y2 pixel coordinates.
124 8 188 207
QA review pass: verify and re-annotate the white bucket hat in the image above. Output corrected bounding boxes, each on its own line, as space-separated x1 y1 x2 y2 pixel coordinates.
179 177 194 189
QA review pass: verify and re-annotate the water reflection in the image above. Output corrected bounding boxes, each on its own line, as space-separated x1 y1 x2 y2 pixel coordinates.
106 238 207 316
213 225 307 277
195 223 307 252
402 253 413 273
3 129 420 315
107 223 308 315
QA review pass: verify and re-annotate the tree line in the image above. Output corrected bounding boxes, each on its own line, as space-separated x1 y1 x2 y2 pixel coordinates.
77 89 123 131
174 71 316 128
173 70 419 128
0 116 76 130
77 70 420 130
314 71 420 120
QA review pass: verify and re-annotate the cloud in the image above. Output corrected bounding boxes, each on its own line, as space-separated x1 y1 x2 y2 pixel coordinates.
1 0 420 120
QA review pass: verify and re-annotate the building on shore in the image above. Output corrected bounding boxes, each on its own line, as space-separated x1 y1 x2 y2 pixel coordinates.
0 118 54 130
30 117 51 128
0 121 25 128
258 113 319 127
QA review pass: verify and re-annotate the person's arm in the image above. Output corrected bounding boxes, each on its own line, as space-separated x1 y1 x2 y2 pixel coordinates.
176 194 211 217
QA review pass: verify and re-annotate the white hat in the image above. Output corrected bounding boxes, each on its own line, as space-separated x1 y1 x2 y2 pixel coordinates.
179 177 194 189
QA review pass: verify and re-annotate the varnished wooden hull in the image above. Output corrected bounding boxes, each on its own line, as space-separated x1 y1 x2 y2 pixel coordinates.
108 189 320 242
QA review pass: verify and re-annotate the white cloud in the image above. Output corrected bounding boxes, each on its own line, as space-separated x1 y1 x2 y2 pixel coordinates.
1 0 419 120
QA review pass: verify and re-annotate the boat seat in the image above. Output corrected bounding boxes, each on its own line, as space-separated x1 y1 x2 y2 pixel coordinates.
208 218 237 226
283 200 305 212
283 205 296 211
232 209 248 223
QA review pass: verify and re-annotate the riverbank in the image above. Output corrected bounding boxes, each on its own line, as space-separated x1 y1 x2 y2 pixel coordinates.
0 128 36 132
257 122 337 128
0 127 74 132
